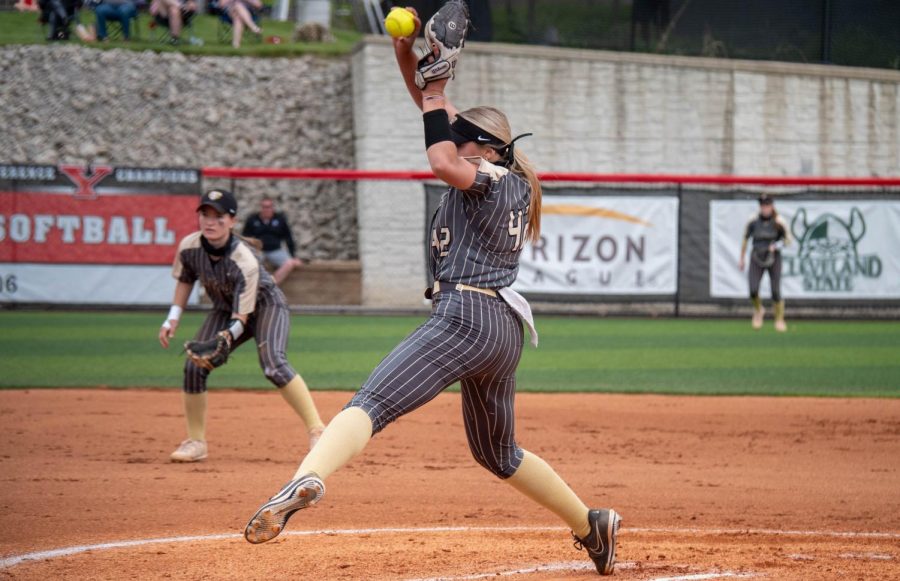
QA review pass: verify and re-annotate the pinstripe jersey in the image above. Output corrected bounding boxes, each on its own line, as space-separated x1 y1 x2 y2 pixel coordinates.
172 232 277 315
744 214 790 251
429 159 532 289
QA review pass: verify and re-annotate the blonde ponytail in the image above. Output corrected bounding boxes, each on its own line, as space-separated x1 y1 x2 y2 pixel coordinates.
456 106 542 242
510 148 542 242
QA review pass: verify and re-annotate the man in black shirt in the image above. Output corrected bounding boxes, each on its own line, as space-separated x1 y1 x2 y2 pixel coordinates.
242 197 303 285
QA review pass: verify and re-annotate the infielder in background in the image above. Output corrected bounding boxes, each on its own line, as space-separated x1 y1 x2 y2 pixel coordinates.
243 3 621 575
739 194 791 331
158 189 324 462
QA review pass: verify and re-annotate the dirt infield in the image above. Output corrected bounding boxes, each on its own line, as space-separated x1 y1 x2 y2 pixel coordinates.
1 389 898 580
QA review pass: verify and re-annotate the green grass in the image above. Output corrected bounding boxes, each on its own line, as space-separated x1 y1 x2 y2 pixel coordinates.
0 10 361 56
1 311 898 397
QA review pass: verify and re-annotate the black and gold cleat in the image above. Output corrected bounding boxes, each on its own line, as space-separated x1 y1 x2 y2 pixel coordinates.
573 508 622 575
244 473 325 544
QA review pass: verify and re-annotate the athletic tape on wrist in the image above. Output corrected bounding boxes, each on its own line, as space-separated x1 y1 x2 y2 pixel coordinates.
162 305 183 329
227 319 244 341
423 109 452 149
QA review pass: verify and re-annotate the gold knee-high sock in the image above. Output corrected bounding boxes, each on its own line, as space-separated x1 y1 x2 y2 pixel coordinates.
774 300 785 320
184 392 207 441
294 406 373 481
280 375 325 430
506 450 592 538
751 297 762 311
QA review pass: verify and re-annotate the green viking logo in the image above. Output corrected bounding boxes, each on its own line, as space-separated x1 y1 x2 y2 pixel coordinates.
785 207 882 292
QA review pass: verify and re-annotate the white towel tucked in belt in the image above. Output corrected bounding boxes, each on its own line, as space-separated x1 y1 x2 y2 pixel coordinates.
498 287 538 347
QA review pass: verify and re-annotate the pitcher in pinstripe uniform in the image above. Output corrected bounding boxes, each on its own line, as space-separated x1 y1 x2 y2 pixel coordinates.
158 189 325 463
243 8 621 575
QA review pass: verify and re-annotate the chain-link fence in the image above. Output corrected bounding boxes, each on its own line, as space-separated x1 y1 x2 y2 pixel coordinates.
371 0 900 70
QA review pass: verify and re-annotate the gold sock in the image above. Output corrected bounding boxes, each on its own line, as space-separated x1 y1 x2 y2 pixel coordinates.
506 450 591 538
280 375 325 430
294 406 372 481
184 392 207 441
751 297 762 311
774 300 785 320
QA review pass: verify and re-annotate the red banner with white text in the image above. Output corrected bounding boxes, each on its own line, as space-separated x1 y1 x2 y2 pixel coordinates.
0 164 202 304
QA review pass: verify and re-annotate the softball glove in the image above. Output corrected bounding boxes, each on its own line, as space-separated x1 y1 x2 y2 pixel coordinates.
415 0 469 89
185 331 232 370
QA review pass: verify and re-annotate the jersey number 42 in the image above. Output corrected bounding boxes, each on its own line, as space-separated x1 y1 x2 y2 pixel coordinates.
508 207 528 252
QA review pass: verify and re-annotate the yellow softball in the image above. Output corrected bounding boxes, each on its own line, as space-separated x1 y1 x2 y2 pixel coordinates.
384 7 415 38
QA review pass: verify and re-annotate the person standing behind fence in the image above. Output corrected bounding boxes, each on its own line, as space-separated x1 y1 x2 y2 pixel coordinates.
738 194 791 332
242 197 303 285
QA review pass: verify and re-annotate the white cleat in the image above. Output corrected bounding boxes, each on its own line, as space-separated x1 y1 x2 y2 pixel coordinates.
170 439 208 462
244 473 325 544
751 309 764 330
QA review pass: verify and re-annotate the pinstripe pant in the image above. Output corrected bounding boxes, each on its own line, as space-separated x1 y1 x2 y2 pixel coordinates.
183 292 297 393
347 289 526 478
749 252 783 302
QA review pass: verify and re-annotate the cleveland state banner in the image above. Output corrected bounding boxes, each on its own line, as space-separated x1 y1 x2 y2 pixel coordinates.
710 199 900 299
512 196 679 295
0 163 202 304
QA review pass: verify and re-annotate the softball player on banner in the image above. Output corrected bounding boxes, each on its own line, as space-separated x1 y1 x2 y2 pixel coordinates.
158 189 325 462
243 2 621 575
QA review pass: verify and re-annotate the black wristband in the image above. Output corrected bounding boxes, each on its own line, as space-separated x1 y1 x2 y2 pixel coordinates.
423 109 452 149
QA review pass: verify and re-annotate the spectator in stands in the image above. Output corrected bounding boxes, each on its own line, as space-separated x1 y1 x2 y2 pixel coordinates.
95 0 137 40
217 0 262 48
150 0 196 44
242 197 303 285
37 0 79 40
78 0 138 42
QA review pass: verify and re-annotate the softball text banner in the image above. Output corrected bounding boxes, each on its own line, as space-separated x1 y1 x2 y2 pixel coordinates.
0 164 202 304
710 200 900 299
512 196 679 295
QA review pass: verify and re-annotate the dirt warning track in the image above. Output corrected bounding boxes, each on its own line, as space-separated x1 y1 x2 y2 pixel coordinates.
1 390 898 579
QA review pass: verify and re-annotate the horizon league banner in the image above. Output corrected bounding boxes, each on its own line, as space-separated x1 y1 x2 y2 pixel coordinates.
0 163 202 304
710 200 900 299
512 196 679 295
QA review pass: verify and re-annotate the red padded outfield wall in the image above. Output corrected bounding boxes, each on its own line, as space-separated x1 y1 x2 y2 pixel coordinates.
4 164 900 308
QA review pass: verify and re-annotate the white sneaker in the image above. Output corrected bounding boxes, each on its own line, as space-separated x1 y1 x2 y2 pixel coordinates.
170 439 208 462
774 319 787 332
751 308 764 330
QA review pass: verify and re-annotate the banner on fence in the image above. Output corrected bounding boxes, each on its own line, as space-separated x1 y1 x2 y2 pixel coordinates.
710 200 900 299
512 195 679 295
0 163 202 304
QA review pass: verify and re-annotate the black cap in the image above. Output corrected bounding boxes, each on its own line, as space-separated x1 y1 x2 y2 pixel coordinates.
197 189 238 216
758 194 774 205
